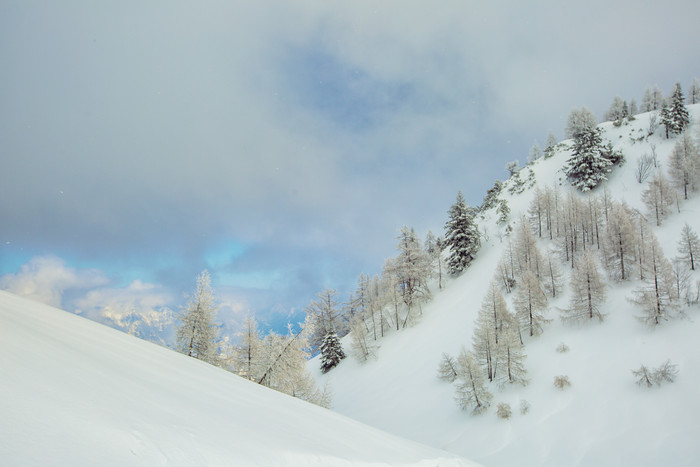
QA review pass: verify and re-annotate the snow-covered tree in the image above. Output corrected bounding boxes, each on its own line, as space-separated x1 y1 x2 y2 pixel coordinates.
513 217 544 278
603 202 637 281
445 191 480 275
513 269 549 337
642 172 674 226
454 348 493 414
304 288 345 351
228 314 263 380
565 107 598 139
542 248 564 298
480 180 503 213
667 133 700 200
565 126 615 192
661 83 690 138
528 141 543 163
347 314 375 362
677 223 699 271
561 251 606 322
437 353 459 383
473 281 510 381
495 316 528 387
176 270 220 364
689 78 700 105
320 330 345 373
603 95 628 122
424 231 446 289
631 233 677 326
386 226 432 328
641 85 666 112
544 132 558 158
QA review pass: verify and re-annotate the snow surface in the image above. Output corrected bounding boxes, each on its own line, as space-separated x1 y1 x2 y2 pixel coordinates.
0 290 475 466
312 106 700 466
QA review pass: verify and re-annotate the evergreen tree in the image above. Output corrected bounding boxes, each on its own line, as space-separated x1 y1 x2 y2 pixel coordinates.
661 83 690 138
561 251 606 322
677 223 699 271
480 180 504 212
445 191 480 275
320 330 346 373
176 270 220 364
565 126 614 192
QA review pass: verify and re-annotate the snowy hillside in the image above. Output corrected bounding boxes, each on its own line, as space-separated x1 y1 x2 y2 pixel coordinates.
311 106 700 466
0 290 475 466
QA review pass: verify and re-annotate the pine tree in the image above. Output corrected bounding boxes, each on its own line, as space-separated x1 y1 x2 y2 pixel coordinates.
454 348 493 414
561 251 606 322
445 191 480 275
176 270 220 364
677 223 699 271
320 330 346 373
661 83 690 138
565 126 613 192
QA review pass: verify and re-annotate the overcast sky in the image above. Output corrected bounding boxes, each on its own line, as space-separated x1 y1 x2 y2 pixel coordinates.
2 1 699 333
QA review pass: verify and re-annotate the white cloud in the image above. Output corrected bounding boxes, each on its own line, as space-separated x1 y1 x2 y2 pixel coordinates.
0 256 108 308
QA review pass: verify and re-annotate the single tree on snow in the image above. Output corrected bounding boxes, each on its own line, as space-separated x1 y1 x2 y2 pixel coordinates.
677 223 699 271
176 270 220 364
304 288 345 351
495 315 528 387
630 233 677 326
228 314 264 380
642 172 675 226
454 348 493 414
444 191 481 275
437 353 459 383
661 83 690 138
320 330 346 373
561 251 606 322
603 202 637 281
472 282 510 382
565 126 615 192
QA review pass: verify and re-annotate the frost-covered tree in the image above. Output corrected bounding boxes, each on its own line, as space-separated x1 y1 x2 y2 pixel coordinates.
320 330 345 373
604 202 637 281
229 315 263 380
641 85 666 112
513 217 544 278
445 191 480 275
631 233 677 326
604 96 628 122
544 132 558 158
513 269 549 337
176 270 220 364
473 281 510 381
495 316 528 387
661 83 690 138
454 348 493 414
304 288 345 351
528 141 543 163
668 133 700 200
542 248 564 298
437 353 459 383
689 78 700 105
677 223 699 271
480 180 504 213
642 172 675 226
424 231 446 289
629 99 639 116
566 126 622 192
565 107 598 139
505 161 519 177
561 251 606 322
387 226 432 327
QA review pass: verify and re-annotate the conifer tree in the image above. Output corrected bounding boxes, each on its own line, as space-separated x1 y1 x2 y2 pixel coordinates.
320 330 346 373
661 83 690 138
677 223 699 271
565 126 614 192
229 315 263 380
176 270 220 364
304 288 345 351
513 269 549 337
668 133 700 200
561 251 606 322
631 233 677 326
454 348 493 414
445 191 480 274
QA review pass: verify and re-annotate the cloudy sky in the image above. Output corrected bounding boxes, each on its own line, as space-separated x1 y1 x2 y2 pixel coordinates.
1 1 699 334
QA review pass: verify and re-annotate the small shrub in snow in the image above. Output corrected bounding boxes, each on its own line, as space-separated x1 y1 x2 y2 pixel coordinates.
556 343 570 353
554 375 571 390
519 400 530 415
496 403 512 420
633 360 679 387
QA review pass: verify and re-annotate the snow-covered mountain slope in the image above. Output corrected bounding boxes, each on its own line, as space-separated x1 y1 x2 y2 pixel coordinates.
311 106 700 466
0 290 475 466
